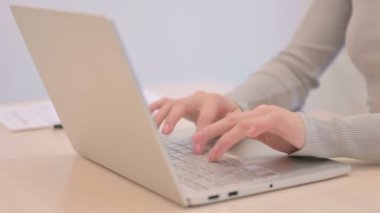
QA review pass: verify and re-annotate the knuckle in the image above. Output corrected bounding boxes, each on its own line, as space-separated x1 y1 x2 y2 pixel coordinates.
209 93 221 101
267 105 279 111
269 109 283 120
161 97 170 103
225 113 238 123
165 99 184 109
198 112 211 121
218 136 235 149
236 120 251 130
216 140 228 148
155 111 165 121
154 115 163 125
255 104 280 113
193 90 207 97
255 104 269 111
172 105 186 116
165 98 175 105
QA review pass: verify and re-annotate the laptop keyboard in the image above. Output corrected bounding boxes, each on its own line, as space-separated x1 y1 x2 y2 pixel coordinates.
162 136 279 191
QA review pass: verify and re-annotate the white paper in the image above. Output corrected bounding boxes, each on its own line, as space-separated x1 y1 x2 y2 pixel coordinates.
0 100 60 131
0 89 161 131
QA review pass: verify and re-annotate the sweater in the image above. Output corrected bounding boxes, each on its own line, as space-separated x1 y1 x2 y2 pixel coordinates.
225 0 380 162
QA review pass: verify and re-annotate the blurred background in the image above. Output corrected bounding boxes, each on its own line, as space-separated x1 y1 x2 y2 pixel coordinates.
0 0 368 115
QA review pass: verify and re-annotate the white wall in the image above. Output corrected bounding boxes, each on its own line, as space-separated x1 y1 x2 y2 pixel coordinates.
0 0 311 103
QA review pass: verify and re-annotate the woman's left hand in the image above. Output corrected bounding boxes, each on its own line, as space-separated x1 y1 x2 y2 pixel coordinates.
191 105 306 161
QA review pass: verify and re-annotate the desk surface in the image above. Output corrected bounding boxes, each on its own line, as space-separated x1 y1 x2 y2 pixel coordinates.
1 121 380 213
0 84 379 213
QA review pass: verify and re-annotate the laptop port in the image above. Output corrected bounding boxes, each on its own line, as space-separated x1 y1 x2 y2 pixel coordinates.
208 195 219 200
228 191 238 197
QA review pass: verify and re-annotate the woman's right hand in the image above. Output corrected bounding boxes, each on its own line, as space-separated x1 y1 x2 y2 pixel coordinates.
148 91 241 135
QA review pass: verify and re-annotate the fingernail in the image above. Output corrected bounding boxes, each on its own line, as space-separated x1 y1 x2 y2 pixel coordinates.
208 144 220 162
163 123 171 134
194 143 203 155
192 142 199 154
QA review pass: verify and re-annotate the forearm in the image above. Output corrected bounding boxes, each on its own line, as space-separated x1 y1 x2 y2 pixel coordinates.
225 63 320 111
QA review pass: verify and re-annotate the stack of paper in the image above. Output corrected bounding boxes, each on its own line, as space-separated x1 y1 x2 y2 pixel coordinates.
0 100 60 131
0 89 161 131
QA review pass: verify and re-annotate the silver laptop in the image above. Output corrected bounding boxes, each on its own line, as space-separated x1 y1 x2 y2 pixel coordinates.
11 5 351 207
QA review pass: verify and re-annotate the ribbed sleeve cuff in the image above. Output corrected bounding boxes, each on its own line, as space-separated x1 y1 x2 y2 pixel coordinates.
290 114 342 158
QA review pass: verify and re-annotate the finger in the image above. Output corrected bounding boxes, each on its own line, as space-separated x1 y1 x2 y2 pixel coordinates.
206 112 273 161
243 105 291 138
195 102 219 131
193 118 233 145
192 119 233 154
208 110 284 161
208 120 252 161
245 113 278 134
154 103 173 128
148 98 167 112
162 105 186 134
244 114 299 153
247 104 274 117
245 113 286 139
192 111 248 153
196 107 275 145
193 106 277 154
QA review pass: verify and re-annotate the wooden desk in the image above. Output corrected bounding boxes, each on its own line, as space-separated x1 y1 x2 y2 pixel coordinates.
0 83 379 212
1 125 379 213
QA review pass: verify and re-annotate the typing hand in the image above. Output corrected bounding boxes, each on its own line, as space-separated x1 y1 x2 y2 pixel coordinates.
149 91 241 151
191 105 306 161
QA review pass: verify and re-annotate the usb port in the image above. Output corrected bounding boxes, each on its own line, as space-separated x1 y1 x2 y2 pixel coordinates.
228 191 238 197
208 195 219 200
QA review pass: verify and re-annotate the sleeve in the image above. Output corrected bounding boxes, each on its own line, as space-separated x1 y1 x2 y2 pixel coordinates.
225 0 352 111
291 114 380 162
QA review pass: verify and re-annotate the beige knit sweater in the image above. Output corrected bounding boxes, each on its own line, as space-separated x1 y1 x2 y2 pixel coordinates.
226 0 380 162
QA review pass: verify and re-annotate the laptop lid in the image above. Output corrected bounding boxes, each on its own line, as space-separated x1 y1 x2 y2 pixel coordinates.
11 5 187 206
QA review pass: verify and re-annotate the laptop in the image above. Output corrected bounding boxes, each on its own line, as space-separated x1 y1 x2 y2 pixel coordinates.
11 5 351 206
